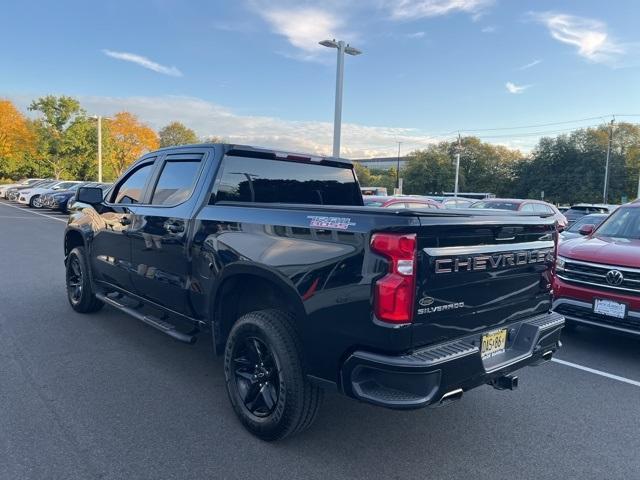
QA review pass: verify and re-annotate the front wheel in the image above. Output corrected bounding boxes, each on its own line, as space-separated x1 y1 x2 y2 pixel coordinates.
223 309 323 441
66 246 104 313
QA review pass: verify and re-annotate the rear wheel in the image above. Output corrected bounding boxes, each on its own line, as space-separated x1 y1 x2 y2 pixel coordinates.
29 195 42 208
223 309 323 441
66 246 103 313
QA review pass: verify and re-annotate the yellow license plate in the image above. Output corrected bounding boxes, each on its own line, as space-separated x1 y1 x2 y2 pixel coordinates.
481 329 507 359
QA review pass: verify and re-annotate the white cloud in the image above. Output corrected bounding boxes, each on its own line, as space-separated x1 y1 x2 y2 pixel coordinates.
14 94 435 158
386 0 495 20
102 49 183 77
406 31 426 38
532 12 625 65
254 6 351 60
505 82 531 94
519 59 542 70
481 26 496 33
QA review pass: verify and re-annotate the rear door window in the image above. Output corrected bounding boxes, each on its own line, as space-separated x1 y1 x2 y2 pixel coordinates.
213 155 362 206
151 154 203 205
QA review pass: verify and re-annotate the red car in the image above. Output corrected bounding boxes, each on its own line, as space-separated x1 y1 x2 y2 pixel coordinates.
363 195 443 209
552 201 640 336
471 198 568 230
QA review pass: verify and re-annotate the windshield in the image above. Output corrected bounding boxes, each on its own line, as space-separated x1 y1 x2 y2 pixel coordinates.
595 208 640 239
566 206 607 215
471 201 519 210
566 214 607 232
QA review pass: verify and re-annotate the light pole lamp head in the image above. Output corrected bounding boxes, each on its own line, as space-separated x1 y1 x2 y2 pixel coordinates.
344 45 362 56
319 39 338 48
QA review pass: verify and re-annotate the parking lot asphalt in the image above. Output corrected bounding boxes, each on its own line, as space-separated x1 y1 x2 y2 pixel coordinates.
1 200 639 480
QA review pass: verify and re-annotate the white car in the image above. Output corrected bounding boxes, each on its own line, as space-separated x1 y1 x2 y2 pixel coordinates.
18 181 82 207
0 178 43 199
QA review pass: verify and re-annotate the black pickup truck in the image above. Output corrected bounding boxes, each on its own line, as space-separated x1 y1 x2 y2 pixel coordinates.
65 144 564 440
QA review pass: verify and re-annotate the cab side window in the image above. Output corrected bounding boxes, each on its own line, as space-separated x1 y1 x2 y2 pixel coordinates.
111 162 155 204
150 154 203 206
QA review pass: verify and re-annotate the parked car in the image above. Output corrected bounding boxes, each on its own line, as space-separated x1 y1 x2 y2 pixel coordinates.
471 198 568 230
360 186 388 196
42 182 90 212
363 195 443 209
426 196 475 209
18 180 82 207
64 143 563 440
564 203 616 226
0 178 43 198
6 179 55 201
553 201 640 336
559 213 608 242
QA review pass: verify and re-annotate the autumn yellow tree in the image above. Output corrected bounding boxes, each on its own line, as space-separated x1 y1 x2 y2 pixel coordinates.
106 112 159 179
0 99 35 177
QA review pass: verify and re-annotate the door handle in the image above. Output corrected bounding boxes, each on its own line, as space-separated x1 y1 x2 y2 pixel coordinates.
119 216 131 226
166 224 184 233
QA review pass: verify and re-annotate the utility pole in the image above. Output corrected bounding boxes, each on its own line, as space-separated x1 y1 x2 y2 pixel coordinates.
454 133 461 197
396 141 402 192
319 39 362 158
603 118 615 204
97 116 103 183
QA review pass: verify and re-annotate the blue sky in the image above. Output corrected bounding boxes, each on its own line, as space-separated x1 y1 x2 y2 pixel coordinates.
2 0 640 157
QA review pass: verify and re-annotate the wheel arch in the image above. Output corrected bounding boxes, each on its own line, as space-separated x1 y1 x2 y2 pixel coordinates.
210 264 306 355
64 228 87 259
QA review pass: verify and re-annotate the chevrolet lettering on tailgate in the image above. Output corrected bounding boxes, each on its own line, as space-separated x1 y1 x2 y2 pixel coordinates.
435 249 553 274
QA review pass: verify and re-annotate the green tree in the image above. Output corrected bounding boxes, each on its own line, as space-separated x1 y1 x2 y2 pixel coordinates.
159 121 198 147
402 144 455 194
28 95 84 178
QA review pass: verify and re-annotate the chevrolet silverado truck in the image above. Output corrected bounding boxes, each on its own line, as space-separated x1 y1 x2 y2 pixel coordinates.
64 144 564 440
553 201 640 336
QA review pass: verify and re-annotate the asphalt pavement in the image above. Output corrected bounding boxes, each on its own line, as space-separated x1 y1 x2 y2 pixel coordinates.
1 200 639 480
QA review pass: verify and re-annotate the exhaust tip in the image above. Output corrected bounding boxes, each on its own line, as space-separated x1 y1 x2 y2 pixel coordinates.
542 350 554 361
438 388 463 406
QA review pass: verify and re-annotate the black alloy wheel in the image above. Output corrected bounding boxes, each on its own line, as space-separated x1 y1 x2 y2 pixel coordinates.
66 255 83 304
232 336 280 417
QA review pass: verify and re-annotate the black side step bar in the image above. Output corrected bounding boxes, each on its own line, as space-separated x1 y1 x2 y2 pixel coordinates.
96 293 197 344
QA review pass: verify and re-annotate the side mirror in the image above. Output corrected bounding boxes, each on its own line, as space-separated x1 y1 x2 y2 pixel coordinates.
578 224 595 236
77 187 104 205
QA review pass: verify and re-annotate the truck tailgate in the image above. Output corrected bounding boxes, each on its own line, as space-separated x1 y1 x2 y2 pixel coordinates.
412 216 556 347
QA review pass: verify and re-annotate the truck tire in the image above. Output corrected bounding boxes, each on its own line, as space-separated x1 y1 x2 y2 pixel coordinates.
66 246 104 313
223 309 323 441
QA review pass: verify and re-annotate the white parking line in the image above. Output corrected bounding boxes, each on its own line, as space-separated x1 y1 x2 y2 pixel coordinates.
0 201 67 223
552 358 640 388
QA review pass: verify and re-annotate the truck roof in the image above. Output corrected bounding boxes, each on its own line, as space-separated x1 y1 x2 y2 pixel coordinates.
153 143 354 167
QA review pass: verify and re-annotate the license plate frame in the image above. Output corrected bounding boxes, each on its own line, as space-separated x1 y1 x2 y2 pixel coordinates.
481 328 507 359
593 298 627 319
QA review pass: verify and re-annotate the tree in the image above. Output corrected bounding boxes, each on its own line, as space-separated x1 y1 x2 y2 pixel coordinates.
28 95 83 179
107 112 159 179
402 144 455 195
0 99 35 178
159 121 198 147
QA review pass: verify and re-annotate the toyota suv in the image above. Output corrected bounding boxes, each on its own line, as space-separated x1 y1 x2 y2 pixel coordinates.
553 201 640 336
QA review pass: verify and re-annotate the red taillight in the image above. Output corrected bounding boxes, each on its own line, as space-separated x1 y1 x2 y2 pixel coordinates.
370 233 417 324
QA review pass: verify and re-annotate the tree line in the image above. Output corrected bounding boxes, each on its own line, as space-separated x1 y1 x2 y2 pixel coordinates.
2 95 639 204
0 95 217 182
355 123 640 205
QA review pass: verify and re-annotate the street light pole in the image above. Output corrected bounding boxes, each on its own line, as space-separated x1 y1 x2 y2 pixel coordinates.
396 141 402 192
319 39 362 158
454 133 461 197
97 116 103 183
603 118 615 204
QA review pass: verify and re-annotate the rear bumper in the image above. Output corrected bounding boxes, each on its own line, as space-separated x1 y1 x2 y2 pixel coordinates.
340 311 564 409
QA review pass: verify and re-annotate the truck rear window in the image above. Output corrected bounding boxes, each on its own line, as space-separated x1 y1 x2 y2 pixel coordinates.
212 156 363 206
